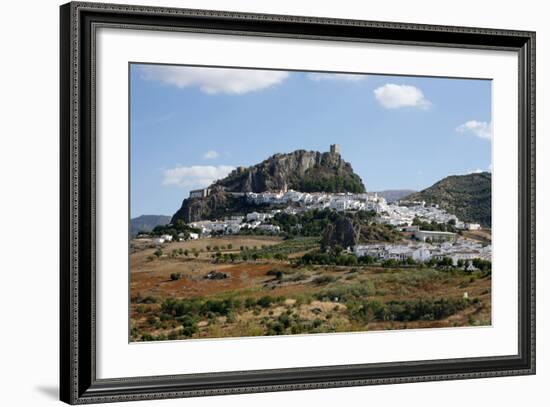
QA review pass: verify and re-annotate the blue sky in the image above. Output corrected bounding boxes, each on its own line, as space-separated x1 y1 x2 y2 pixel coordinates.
130 64 492 218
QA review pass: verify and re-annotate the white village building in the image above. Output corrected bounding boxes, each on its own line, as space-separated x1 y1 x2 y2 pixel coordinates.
414 230 457 243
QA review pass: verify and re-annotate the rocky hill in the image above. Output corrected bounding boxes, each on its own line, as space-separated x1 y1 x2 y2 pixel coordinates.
215 148 365 194
172 147 366 223
321 212 402 249
404 172 492 226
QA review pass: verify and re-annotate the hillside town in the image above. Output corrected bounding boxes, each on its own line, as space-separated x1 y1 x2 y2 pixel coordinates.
139 144 489 270
187 187 482 230
353 238 491 267
146 187 491 268
243 189 482 229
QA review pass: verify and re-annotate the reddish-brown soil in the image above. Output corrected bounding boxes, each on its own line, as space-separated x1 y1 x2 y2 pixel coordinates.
130 236 491 342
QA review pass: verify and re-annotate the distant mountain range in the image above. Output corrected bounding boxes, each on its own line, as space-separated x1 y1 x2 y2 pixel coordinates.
130 215 171 237
404 172 491 226
373 189 417 203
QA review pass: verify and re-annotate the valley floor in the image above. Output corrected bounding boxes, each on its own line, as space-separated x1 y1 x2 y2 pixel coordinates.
130 236 491 342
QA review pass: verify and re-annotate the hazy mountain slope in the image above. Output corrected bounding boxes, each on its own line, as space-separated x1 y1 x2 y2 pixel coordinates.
130 215 171 236
404 172 491 226
373 189 416 203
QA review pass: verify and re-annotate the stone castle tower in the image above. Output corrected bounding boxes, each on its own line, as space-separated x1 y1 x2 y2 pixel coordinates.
330 144 341 155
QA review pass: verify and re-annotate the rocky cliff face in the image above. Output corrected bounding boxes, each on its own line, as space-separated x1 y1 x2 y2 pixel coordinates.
321 216 361 249
171 149 366 223
171 186 230 224
321 213 402 249
216 149 365 194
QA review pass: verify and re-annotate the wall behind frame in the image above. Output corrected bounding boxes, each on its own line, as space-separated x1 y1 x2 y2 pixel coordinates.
0 0 545 406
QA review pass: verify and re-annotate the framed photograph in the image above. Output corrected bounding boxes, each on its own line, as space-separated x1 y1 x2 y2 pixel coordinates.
60 2 535 404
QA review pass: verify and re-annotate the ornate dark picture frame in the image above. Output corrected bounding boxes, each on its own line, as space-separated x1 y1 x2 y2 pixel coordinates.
60 2 535 404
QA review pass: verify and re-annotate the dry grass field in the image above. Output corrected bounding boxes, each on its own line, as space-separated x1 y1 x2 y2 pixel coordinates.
130 236 491 342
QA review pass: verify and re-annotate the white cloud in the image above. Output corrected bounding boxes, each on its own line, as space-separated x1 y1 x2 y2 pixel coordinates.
456 120 492 140
162 165 235 188
307 73 366 82
373 84 431 109
139 65 288 95
203 150 220 159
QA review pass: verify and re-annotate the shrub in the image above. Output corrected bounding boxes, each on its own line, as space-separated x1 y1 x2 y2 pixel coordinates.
167 330 180 340
472 258 492 272
245 298 257 308
312 275 338 285
257 296 274 308
278 313 291 329
358 255 375 264
287 272 308 282
170 272 182 281
299 251 360 267
201 299 236 316
160 313 172 321
315 283 370 303
268 322 285 335
364 298 470 322
134 295 157 304
436 257 453 269
266 269 285 280
381 259 398 268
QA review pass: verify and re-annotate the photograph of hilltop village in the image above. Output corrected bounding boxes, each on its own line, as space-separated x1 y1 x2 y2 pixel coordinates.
130 64 492 342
